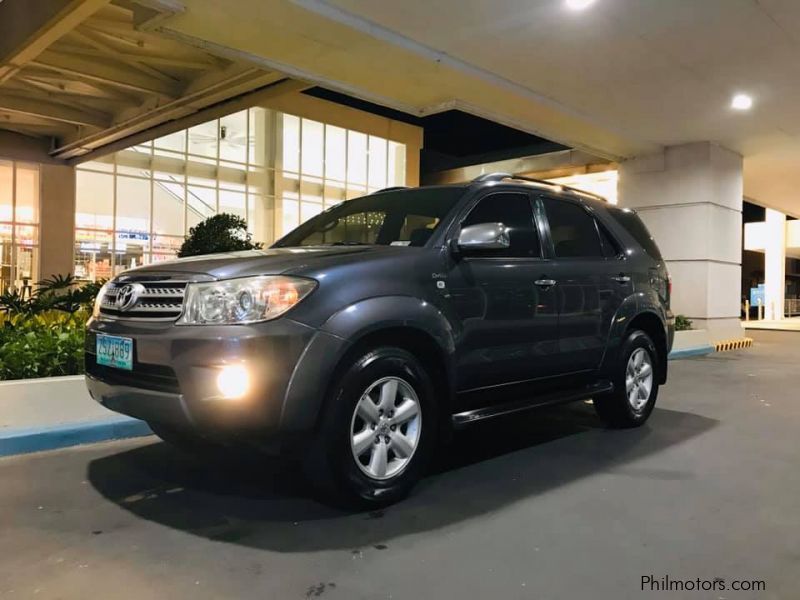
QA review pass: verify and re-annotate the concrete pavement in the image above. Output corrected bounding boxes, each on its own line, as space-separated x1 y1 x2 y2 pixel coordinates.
0 330 797 599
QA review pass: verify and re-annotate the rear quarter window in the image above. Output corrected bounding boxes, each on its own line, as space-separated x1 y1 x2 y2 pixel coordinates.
608 208 662 260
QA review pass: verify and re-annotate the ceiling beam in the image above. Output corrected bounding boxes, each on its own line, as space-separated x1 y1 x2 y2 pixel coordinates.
70 27 178 84
0 93 111 128
52 43 218 70
0 0 111 84
32 50 181 97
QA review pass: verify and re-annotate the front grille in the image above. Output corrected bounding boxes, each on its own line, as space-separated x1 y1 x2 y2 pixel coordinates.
99 280 188 321
85 352 181 395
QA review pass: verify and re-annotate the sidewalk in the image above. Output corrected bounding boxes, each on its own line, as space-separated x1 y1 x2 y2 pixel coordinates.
0 376 151 457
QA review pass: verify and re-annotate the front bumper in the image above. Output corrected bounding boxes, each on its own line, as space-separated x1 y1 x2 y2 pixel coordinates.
85 316 347 439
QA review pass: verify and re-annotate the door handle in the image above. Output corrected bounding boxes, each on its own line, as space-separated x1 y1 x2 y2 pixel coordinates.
534 279 557 287
613 274 631 283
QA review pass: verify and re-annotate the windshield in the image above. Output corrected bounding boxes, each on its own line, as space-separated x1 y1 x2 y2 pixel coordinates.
273 187 465 248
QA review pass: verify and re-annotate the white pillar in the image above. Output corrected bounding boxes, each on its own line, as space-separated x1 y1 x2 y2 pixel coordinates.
618 142 743 340
763 209 786 320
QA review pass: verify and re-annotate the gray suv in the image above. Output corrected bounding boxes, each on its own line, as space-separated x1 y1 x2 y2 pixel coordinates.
86 172 674 506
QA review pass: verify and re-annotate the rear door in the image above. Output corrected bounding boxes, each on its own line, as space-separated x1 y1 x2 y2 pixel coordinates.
538 195 626 373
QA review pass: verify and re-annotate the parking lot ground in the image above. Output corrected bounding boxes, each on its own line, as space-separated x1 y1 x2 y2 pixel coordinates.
1 330 798 599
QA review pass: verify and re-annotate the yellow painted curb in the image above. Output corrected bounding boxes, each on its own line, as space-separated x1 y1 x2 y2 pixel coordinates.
714 338 754 352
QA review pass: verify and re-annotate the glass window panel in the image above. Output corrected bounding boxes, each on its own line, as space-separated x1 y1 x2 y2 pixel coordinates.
187 186 216 215
249 107 266 167
301 118 324 178
116 175 151 234
154 168 185 182
368 136 387 189
219 189 246 219
0 160 12 222
282 114 300 173
152 181 185 236
14 245 38 287
115 230 149 272
325 125 346 182
347 131 367 185
152 235 183 256
388 141 406 187
219 111 248 163
76 170 114 229
116 164 151 178
74 229 114 281
14 164 39 224
282 197 299 236
15 225 38 246
154 130 186 153
188 120 219 158
153 148 186 161
80 158 114 173
300 200 323 224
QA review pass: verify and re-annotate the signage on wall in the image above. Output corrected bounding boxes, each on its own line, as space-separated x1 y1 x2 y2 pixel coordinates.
750 283 766 306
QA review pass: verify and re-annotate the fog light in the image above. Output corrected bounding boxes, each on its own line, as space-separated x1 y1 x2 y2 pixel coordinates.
216 365 249 399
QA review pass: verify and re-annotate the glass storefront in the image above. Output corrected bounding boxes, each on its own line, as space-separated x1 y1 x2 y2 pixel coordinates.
74 108 406 281
0 161 40 295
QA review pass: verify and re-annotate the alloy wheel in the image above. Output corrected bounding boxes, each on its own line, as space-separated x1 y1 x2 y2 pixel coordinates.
626 347 654 412
349 376 422 480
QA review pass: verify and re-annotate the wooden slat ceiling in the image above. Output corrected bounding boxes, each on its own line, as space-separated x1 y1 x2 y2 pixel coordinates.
0 0 294 161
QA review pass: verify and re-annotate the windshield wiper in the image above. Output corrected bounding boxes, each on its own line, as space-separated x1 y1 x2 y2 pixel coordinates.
328 241 372 246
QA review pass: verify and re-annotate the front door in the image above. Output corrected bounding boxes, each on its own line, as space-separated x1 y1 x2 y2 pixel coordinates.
447 190 559 392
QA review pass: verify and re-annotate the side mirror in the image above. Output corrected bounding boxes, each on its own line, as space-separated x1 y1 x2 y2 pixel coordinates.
456 222 510 251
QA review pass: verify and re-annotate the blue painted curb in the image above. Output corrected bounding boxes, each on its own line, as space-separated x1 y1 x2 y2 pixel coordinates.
0 418 153 458
668 345 715 360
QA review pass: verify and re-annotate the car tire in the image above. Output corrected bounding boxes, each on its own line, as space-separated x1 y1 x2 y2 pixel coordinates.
303 346 437 508
593 329 660 428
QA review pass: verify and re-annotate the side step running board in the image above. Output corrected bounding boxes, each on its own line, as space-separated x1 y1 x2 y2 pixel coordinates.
451 380 613 428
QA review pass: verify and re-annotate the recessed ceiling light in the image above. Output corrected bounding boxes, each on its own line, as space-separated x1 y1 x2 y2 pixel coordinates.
731 93 753 111
565 0 597 10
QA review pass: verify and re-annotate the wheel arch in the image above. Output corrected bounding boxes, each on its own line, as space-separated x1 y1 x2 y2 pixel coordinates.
625 311 669 384
282 296 457 437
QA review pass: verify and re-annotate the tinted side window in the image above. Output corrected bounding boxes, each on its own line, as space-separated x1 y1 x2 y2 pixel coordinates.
542 197 604 258
597 222 621 258
607 208 663 260
462 192 540 258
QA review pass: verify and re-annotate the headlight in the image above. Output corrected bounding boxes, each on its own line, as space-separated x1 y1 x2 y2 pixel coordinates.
92 282 110 319
177 276 316 325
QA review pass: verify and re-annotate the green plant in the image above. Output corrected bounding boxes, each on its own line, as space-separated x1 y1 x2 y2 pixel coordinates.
675 315 693 331
0 311 87 380
177 213 263 258
0 274 105 316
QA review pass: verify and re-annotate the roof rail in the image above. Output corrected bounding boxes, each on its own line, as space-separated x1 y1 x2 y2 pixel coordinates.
373 186 409 194
471 172 607 203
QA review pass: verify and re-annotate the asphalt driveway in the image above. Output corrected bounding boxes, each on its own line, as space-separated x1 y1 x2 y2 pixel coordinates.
0 330 797 599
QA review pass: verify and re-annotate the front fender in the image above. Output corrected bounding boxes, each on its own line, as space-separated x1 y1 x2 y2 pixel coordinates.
280 296 457 433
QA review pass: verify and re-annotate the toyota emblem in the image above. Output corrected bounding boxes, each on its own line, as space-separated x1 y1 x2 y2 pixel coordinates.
115 283 145 312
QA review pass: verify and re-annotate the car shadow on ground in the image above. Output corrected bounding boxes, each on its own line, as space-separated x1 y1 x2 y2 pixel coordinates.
87 403 716 553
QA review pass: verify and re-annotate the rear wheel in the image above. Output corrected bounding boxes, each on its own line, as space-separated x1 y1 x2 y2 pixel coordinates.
593 330 659 428
303 346 437 508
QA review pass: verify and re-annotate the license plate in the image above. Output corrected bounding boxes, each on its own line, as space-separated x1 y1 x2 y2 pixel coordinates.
96 334 134 371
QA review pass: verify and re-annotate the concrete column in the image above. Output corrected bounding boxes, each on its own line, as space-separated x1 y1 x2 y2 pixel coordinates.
39 164 75 279
763 209 786 320
618 142 743 340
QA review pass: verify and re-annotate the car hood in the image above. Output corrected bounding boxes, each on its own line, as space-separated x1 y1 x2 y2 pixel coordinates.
116 246 398 280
